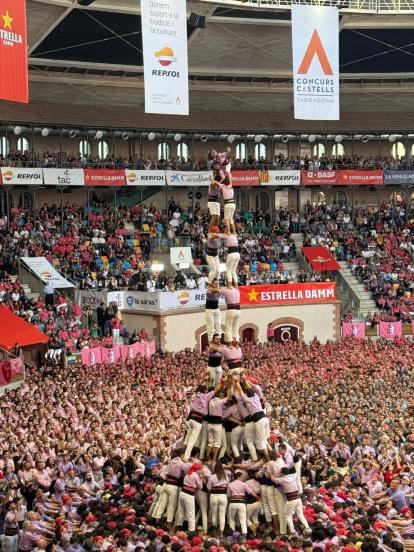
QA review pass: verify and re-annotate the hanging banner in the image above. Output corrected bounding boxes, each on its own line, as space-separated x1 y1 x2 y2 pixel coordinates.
141 0 188 115
84 169 125 186
101 346 121 364
383 170 414 185
301 170 341 185
292 5 339 120
302 246 341 271
0 0 28 103
1 167 42 185
21 257 75 288
78 290 108 310
170 247 192 264
342 322 366 339
0 361 11 386
231 171 260 186
239 282 336 306
81 347 102 367
124 292 160 312
43 169 84 186
120 342 140 362
259 170 300 186
379 321 402 339
137 340 156 357
165 171 211 186
341 170 383 185
125 170 165 186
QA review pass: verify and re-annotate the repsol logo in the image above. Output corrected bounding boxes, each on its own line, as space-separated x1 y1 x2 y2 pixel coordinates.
152 70 180 77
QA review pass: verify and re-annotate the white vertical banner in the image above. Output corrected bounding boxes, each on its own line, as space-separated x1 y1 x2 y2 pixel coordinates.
291 5 339 121
141 0 189 115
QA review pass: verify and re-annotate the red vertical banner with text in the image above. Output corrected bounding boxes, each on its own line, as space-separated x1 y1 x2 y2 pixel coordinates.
0 0 28 103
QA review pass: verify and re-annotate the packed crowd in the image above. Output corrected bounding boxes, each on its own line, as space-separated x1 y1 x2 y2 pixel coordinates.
303 199 414 321
0 336 413 552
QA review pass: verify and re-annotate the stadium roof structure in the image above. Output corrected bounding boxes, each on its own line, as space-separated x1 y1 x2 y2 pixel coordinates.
9 0 414 117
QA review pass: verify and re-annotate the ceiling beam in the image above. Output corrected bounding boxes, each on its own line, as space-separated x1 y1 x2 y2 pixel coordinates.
28 59 414 80
28 5 75 55
28 71 414 94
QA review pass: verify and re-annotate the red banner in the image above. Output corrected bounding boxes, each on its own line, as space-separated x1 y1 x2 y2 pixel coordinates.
0 0 28 104
341 170 383 185
301 170 341 185
231 171 260 186
84 170 125 186
10 357 23 376
239 282 336 305
0 361 11 386
302 246 341 271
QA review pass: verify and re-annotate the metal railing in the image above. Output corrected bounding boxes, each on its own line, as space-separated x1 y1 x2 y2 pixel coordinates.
200 0 413 13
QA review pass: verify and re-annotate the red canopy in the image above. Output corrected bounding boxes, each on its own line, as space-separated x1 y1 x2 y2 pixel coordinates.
301 247 341 271
0 307 48 349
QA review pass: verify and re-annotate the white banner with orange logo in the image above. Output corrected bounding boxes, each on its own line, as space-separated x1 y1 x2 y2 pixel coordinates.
141 0 188 115
125 170 165 186
21 257 75 288
291 5 339 120
1 167 42 185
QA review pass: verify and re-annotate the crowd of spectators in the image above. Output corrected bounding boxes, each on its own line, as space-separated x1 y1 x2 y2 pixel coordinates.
303 198 414 321
1 148 413 171
0 336 413 552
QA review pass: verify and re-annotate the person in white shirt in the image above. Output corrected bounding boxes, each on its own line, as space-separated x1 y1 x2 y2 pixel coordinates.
187 276 196 290
197 275 209 290
147 276 156 292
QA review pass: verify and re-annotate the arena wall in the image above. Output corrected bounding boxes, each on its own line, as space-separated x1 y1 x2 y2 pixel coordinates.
120 299 341 352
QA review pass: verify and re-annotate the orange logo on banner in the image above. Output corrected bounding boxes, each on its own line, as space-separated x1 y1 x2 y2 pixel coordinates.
176 96 181 104
297 29 333 75
155 46 177 66
178 250 184 259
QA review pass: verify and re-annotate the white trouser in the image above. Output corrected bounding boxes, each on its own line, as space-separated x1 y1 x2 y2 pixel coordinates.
246 500 262 527
226 252 240 286
245 421 257 461
177 491 196 531
224 202 236 222
208 424 223 448
207 365 222 387
149 485 165 517
112 328 119 343
274 487 287 534
154 483 179 522
228 502 247 534
225 309 241 343
254 416 268 451
295 459 302 493
218 429 229 459
210 494 228 531
230 425 245 458
205 308 221 343
4 534 18 552
208 201 220 217
184 419 203 460
207 255 221 283
285 498 309 533
260 484 272 522
194 420 209 458
195 489 209 532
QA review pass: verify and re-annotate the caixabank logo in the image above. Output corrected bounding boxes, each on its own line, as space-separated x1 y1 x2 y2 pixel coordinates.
152 47 180 77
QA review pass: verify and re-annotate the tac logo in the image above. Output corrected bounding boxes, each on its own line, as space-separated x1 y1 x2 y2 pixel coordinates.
155 47 177 67
176 96 181 104
126 296 134 307
41 271 52 278
298 29 333 76
2 170 13 181
177 291 190 305
127 173 138 184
